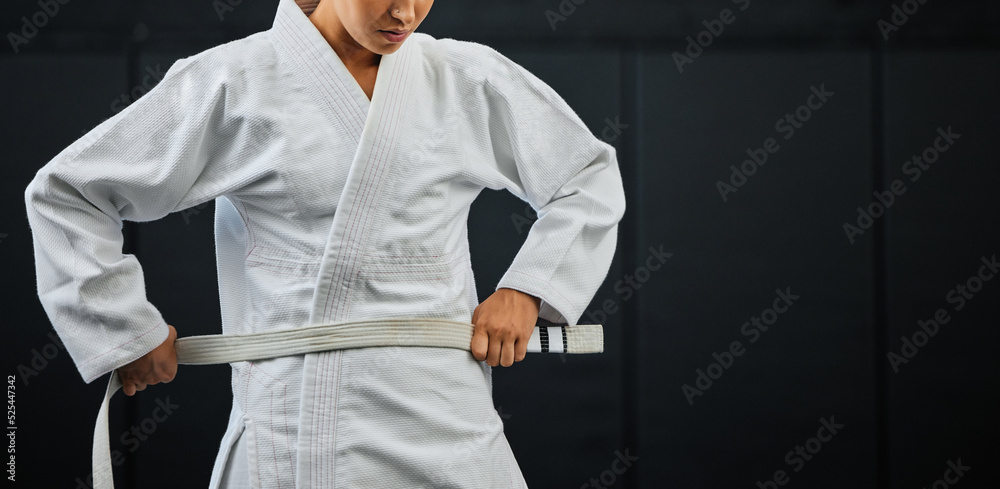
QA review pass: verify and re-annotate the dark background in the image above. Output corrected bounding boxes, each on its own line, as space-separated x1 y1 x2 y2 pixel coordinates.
2 1 999 488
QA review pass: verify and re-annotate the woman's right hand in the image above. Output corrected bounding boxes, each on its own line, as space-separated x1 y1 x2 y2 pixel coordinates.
118 324 178 396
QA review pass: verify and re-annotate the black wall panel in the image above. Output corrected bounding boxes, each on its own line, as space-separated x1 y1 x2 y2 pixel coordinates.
0 55 132 488
635 50 877 488
0 1 128 46
3 1 1000 488
884 50 1000 488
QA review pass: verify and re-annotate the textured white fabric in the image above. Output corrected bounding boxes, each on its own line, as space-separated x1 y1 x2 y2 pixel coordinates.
92 319 603 489
25 0 625 485
174 320 603 364
219 429 250 489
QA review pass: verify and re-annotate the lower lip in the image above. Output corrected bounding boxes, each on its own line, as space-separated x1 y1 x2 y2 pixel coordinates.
379 30 408 43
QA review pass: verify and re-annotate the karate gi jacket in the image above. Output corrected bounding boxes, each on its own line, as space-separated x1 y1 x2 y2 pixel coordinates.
24 0 626 486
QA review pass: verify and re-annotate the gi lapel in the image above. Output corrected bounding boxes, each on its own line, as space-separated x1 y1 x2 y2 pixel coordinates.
271 0 371 144
294 27 416 489
272 0 417 324
308 36 416 325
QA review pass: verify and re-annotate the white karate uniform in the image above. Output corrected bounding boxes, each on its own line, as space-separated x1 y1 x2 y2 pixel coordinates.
24 0 625 486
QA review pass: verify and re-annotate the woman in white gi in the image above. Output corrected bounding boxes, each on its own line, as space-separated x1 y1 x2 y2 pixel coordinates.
25 0 625 486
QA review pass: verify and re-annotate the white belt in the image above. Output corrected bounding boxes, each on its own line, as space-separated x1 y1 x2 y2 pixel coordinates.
91 318 603 488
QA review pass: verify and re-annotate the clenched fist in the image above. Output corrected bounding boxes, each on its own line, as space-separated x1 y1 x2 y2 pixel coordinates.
118 324 178 396
471 288 540 367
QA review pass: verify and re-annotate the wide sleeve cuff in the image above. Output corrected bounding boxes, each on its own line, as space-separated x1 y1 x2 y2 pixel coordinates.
77 320 170 384
496 270 579 326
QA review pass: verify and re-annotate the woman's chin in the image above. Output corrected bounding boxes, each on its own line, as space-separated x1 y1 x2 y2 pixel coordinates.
368 40 406 56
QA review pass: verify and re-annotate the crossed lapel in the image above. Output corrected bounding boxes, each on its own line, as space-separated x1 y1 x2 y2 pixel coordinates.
309 35 417 325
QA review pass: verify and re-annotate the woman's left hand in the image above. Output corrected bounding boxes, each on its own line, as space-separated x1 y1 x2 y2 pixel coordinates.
470 288 541 367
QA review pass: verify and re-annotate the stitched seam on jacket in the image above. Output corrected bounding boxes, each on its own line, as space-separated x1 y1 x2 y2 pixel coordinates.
271 12 362 142
275 10 365 134
321 40 407 323
78 320 163 367
332 40 414 322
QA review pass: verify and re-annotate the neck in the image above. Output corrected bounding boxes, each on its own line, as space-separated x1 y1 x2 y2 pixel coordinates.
308 2 380 70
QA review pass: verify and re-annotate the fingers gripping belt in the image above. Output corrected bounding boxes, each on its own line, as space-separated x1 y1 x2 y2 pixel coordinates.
91 318 604 489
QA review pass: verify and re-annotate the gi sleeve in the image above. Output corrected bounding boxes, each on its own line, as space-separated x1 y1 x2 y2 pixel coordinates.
24 54 258 383
480 50 626 326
